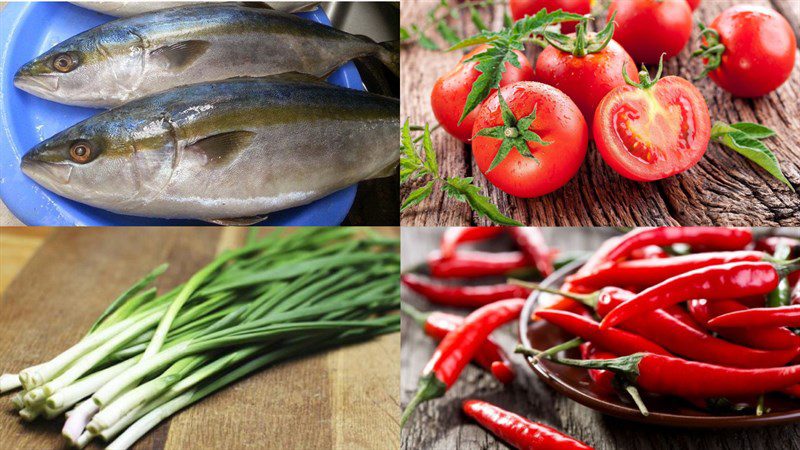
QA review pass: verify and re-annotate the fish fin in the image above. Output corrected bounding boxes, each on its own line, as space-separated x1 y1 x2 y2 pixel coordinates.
185 131 256 167
353 35 399 77
150 40 211 72
204 215 269 226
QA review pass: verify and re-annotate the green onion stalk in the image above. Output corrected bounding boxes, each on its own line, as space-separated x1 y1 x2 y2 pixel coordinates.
1 228 400 450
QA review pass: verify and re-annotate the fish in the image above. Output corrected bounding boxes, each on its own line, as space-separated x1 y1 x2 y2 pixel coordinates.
20 74 399 224
14 4 399 108
70 2 321 17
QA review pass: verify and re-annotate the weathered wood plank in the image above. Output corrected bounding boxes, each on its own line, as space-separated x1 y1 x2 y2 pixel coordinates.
400 227 800 450
400 0 800 226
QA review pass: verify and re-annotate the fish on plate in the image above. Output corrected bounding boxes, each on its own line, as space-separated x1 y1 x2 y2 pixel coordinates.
70 1 320 17
14 3 398 108
20 74 399 225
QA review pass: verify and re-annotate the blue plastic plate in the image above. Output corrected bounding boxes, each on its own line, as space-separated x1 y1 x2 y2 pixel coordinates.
0 2 359 226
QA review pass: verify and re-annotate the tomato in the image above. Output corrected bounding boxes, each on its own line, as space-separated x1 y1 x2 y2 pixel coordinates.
686 0 700 11
472 82 588 198
535 21 638 134
698 5 796 98
509 0 591 34
608 0 692 64
431 45 534 143
593 62 711 182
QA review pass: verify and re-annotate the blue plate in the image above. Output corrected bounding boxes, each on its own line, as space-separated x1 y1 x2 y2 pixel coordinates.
0 2 359 226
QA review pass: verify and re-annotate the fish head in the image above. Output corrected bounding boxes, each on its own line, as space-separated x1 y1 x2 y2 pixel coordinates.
14 30 144 106
21 112 177 212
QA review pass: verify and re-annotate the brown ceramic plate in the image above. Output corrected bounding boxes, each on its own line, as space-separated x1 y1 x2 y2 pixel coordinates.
517 258 800 428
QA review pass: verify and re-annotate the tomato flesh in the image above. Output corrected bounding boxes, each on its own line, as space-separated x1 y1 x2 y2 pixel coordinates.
707 5 796 98
509 0 591 34
431 45 534 143
472 82 588 198
594 76 711 181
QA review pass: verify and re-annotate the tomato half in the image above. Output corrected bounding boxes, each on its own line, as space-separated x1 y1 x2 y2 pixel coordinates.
431 45 534 143
536 38 638 134
593 69 711 182
509 0 592 34
472 82 588 198
702 5 796 98
608 0 692 64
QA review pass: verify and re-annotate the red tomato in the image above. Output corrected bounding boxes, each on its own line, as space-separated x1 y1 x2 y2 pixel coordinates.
593 67 711 181
536 38 638 134
431 45 534 143
702 5 796 98
509 0 591 34
472 82 588 198
687 0 700 11
608 0 692 64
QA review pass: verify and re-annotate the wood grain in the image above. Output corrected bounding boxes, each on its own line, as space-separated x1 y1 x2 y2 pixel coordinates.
400 0 800 226
0 227 400 450
400 227 800 450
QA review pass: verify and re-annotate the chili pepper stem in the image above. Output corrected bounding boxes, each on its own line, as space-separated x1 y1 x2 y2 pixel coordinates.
508 279 596 308
624 384 649 417
531 337 583 362
400 302 429 329
756 394 766 416
401 373 446 427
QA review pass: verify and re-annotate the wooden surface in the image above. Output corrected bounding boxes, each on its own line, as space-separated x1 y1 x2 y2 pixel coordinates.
400 227 800 450
0 227 52 293
400 0 800 226
0 227 400 450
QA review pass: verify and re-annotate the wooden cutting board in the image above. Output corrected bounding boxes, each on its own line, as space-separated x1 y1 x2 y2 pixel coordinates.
0 227 399 450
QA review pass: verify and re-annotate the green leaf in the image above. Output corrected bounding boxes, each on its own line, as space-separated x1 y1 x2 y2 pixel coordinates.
469 6 488 31
488 139 516 172
503 12 513 28
444 178 523 226
497 91 517 127
400 166 416 183
474 125 506 140
716 130 793 190
458 43 512 124
422 124 439 175
436 20 460 46
516 106 537 133
400 120 420 164
448 34 496 51
730 122 776 139
400 27 411 41
418 33 439 50
401 181 434 212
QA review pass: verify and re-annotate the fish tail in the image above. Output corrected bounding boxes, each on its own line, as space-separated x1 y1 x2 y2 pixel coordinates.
355 35 399 77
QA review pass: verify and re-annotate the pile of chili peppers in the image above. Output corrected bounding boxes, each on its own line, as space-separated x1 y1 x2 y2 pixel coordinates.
402 227 593 449
516 227 800 418
402 227 800 450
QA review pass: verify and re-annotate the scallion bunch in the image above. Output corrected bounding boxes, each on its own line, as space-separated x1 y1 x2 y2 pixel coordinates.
0 228 400 449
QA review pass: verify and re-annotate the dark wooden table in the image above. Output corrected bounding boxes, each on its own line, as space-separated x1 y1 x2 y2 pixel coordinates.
400 0 800 226
400 227 800 450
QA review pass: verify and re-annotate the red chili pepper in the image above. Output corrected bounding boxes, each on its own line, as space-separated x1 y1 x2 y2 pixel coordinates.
428 250 530 278
440 227 506 259
708 305 800 328
537 236 623 315
792 282 800 305
462 400 593 450
688 299 800 350
509 228 555 277
783 384 800 399
629 245 668 260
529 284 799 368
401 273 532 308
400 302 515 384
600 261 787 330
755 236 800 257
580 342 617 395
536 309 671 356
519 350 800 398
566 251 765 291
401 299 525 426
603 227 752 263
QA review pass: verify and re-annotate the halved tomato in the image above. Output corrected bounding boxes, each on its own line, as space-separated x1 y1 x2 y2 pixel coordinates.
593 61 711 181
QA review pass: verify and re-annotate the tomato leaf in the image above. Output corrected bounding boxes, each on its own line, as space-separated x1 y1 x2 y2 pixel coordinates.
503 12 513 28
711 121 793 191
474 125 506 140
458 42 515 125
444 178 524 226
421 124 439 175
400 27 411 41
401 181 434 212
488 138 516 172
729 122 776 139
469 6 488 31
411 24 439 50
436 20 460 46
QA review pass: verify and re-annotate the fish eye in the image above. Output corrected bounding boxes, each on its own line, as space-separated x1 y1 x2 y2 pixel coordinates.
69 141 93 163
52 53 76 73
